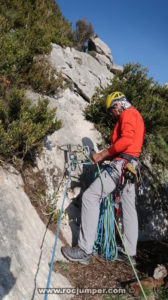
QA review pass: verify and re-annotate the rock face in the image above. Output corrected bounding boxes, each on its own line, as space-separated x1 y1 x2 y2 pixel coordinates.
88 36 113 62
25 88 102 199
88 37 124 74
111 64 124 73
49 43 114 101
14 40 117 297
3 38 112 297
88 36 114 71
0 165 71 300
137 159 168 240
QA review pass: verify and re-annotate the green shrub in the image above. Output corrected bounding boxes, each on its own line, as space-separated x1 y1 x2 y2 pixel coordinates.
27 57 63 95
84 63 168 169
0 1 70 166
0 88 62 166
0 0 73 85
73 18 94 52
157 287 168 299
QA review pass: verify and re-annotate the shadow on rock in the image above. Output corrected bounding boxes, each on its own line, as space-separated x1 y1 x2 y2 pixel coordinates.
66 137 97 246
136 240 168 276
66 164 97 246
0 256 16 299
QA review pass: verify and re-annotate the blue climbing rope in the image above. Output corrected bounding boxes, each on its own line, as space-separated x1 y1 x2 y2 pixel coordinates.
93 192 118 260
92 166 118 260
44 162 73 300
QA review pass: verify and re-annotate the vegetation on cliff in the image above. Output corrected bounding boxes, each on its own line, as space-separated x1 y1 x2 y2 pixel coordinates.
0 0 95 166
0 0 73 88
0 0 72 165
0 1 93 90
0 88 62 166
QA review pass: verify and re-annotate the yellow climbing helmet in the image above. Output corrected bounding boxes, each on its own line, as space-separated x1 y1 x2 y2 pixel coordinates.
105 91 126 110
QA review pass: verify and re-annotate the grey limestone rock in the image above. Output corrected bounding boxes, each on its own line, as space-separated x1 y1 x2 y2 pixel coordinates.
88 36 113 63
49 43 114 101
111 63 124 73
0 166 71 300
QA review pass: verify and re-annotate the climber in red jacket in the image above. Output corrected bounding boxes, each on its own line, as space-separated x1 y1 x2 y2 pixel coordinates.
61 91 145 265
93 91 145 162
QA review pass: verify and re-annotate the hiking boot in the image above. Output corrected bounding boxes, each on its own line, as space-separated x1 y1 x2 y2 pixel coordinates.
117 252 136 266
61 246 91 265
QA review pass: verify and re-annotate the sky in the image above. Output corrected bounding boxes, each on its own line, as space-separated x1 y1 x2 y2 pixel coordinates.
56 0 168 85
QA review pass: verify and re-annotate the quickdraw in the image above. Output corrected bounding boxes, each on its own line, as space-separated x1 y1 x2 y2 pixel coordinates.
58 144 92 174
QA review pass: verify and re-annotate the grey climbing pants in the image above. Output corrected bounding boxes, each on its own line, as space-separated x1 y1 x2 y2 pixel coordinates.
78 159 138 256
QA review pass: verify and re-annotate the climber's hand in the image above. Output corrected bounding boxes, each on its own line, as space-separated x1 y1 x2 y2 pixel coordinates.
92 150 109 164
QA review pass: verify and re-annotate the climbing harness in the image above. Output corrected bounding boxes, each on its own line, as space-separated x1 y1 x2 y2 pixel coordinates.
118 153 145 195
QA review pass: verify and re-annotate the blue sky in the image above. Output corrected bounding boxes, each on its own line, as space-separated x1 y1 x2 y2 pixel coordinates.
56 0 167 85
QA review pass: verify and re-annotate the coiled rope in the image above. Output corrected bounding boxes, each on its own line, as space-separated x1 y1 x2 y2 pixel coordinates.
93 192 118 260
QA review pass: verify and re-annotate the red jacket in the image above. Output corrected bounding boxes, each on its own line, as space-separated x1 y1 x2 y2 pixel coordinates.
107 107 145 158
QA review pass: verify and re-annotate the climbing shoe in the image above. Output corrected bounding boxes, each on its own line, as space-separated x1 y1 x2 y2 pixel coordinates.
117 252 136 266
61 246 91 265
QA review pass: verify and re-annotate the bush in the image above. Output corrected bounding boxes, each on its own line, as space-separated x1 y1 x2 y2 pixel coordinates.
0 0 73 85
0 1 69 167
84 63 168 169
73 18 94 52
0 88 62 166
27 57 63 95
